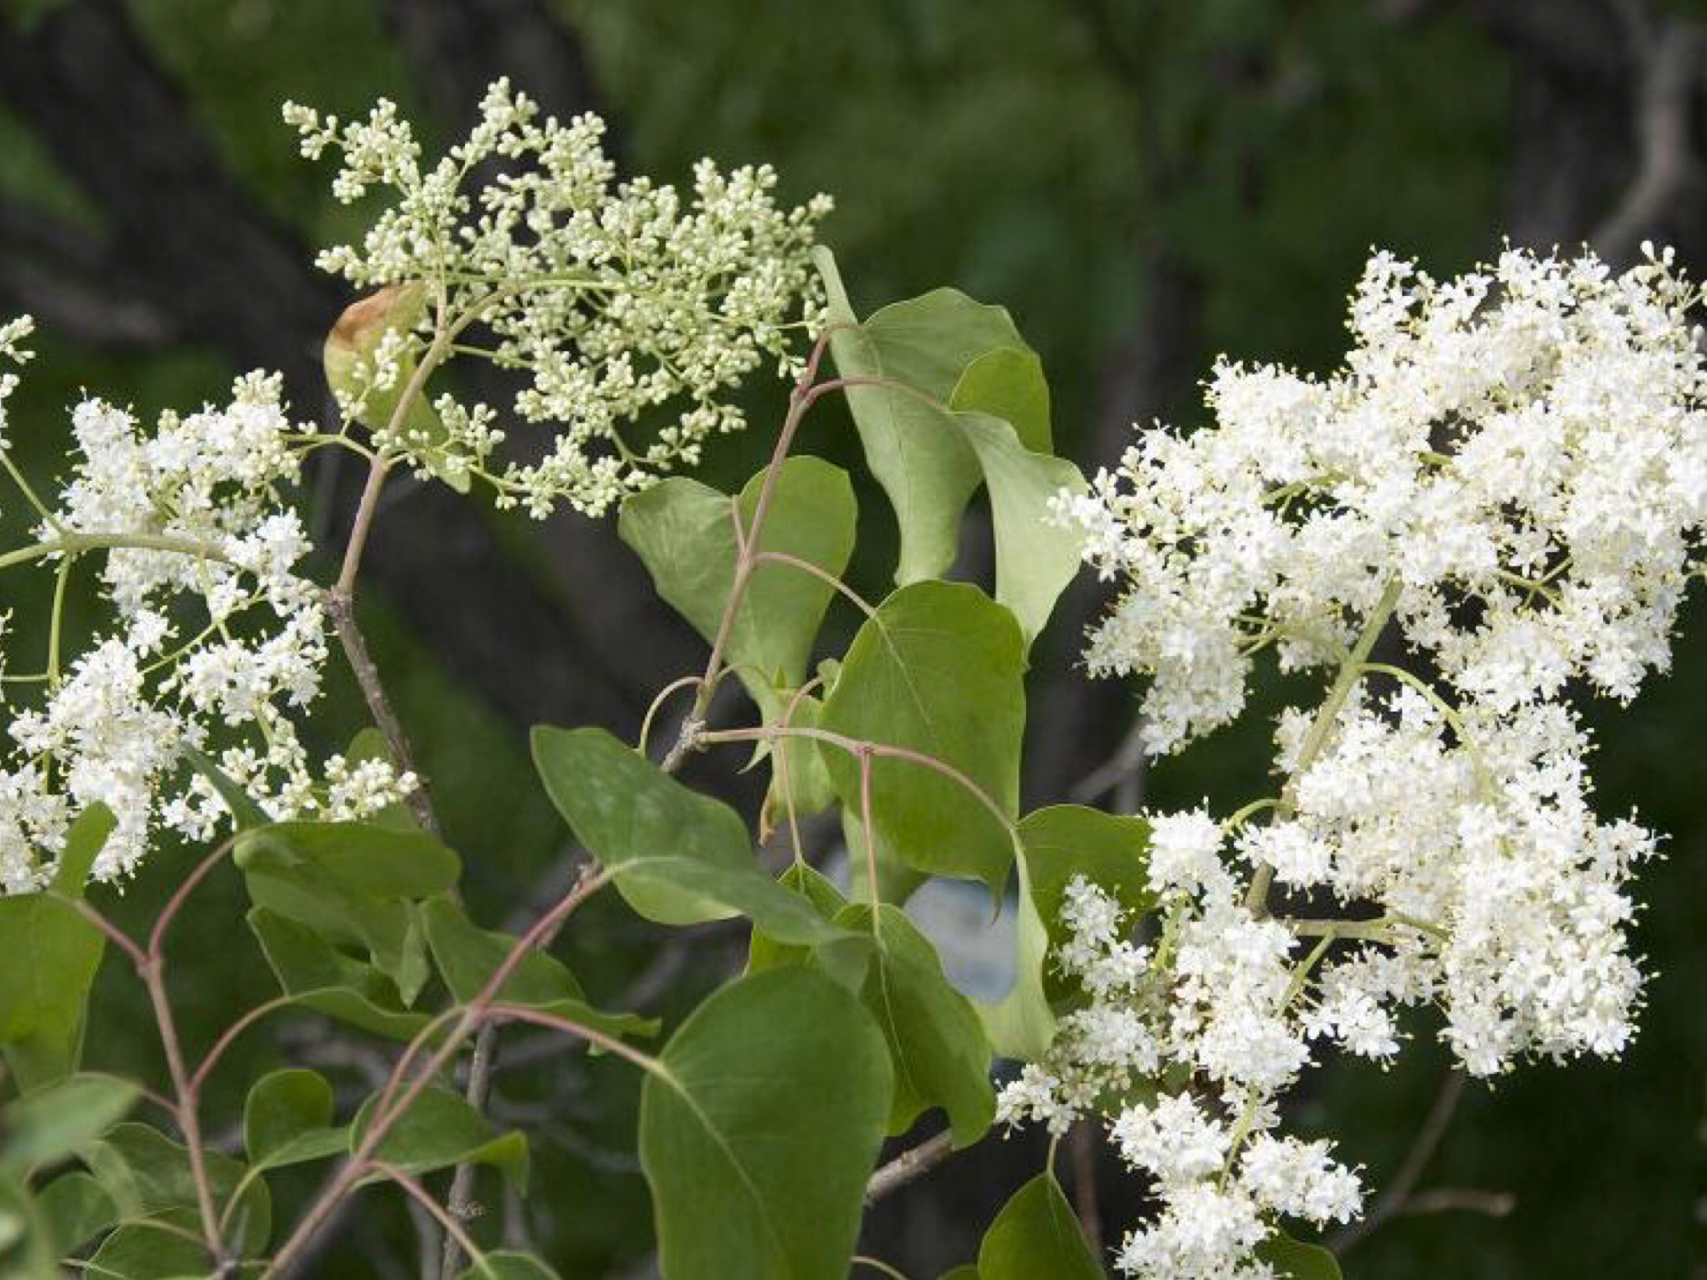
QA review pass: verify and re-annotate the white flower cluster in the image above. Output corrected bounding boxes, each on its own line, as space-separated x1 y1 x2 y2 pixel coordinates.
0 347 412 892
998 876 1363 1280
1061 244 1707 755
1017 246 1707 1276
286 78 832 517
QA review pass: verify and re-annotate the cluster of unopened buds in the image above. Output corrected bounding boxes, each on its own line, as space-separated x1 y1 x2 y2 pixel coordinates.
1006 243 1707 1277
0 80 829 892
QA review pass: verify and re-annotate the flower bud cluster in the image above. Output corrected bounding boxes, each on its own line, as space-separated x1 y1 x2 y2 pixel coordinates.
286 78 832 516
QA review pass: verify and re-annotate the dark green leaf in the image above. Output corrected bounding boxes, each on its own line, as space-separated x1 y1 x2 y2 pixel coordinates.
937 1268 981 1280
81 1123 270 1253
246 907 431 1041
613 855 857 948
243 1069 346 1172
36 1171 116 1256
84 1216 210 1279
0 1072 137 1173
234 820 459 1003
746 863 847 974
0 806 115 1088
834 904 993 1146
351 1086 529 1192
533 728 854 947
977 1173 1103 1280
533 725 752 925
619 456 857 706
420 897 657 1040
639 968 892 1280
819 581 1024 889
1257 1231 1343 1279
744 865 873 993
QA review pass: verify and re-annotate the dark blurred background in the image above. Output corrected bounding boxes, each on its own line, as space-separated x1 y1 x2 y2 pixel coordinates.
2 0 1705 1276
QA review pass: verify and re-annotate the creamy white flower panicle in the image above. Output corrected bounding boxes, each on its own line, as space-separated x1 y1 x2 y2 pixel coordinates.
1011 245 1707 1277
1060 243 1707 755
0 352 413 890
285 78 832 517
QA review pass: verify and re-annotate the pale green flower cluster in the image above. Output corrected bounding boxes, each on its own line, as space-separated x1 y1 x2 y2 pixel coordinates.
285 78 833 516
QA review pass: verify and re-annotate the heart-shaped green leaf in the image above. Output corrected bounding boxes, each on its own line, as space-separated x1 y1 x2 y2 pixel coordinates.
420 897 658 1040
639 968 892 1280
246 907 431 1041
834 904 993 1146
352 1087 529 1193
244 1069 347 1172
977 1173 1102 1280
819 581 1024 889
619 456 857 706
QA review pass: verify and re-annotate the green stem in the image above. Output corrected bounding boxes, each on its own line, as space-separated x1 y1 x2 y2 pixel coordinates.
1244 578 1402 916
0 532 235 574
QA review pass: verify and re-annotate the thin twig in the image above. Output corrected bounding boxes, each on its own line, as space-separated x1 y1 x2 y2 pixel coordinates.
263 866 616 1278
324 583 441 839
1068 1120 1103 1251
1331 1070 1466 1253
864 1130 957 1205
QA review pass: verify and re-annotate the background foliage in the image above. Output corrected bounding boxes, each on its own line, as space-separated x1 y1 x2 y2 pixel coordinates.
0 0 1703 1276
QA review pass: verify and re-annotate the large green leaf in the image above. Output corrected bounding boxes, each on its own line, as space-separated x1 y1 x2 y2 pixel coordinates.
532 727 855 947
816 250 1083 642
81 1122 270 1254
1018 806 1154 1003
246 907 432 1041
351 1086 529 1192
977 1173 1103 1280
1257 1232 1343 1279
817 248 1039 583
234 820 459 1003
83 1216 211 1279
533 725 751 925
639 968 892 1280
0 1073 137 1174
243 1069 347 1172
818 581 1024 889
834 904 993 1146
619 456 857 706
420 897 658 1040
36 1171 116 1256
0 806 113 1088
